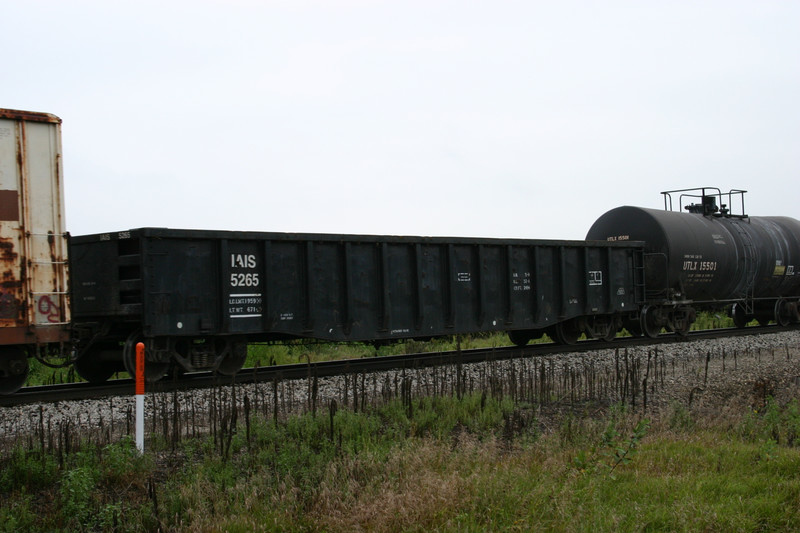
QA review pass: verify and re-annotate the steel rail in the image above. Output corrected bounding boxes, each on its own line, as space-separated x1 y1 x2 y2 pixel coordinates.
0 325 793 407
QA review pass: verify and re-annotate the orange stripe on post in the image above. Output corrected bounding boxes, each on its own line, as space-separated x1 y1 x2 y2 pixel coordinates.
136 342 145 395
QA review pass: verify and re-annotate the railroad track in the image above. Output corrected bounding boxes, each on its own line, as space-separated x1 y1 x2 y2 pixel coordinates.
1 325 792 407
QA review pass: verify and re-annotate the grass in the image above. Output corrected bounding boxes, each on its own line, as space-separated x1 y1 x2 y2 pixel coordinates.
0 437 153 531
4 392 800 531
243 331 518 368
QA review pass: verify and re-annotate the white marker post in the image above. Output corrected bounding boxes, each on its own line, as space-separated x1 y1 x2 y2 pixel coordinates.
135 342 145 453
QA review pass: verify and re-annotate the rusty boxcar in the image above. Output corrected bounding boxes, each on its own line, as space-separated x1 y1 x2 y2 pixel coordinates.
0 109 70 393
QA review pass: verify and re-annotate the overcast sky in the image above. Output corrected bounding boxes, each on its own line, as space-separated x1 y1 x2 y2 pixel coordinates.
4 1 799 239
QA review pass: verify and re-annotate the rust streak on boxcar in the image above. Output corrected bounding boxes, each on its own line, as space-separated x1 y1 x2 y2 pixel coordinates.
0 289 22 321
47 232 60 292
0 238 22 322
0 108 61 124
0 239 17 262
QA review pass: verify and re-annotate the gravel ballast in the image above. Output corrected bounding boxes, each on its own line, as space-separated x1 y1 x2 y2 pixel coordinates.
2 331 799 445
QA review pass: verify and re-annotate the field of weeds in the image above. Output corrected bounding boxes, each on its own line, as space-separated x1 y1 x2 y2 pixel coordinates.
3 333 800 531
3 392 800 531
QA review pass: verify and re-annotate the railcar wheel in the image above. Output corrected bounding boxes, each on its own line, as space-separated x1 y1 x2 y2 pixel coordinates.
640 306 662 339
216 342 247 376
168 363 186 379
601 316 619 341
508 330 531 347
0 346 29 395
672 322 690 337
602 325 618 342
552 319 581 345
74 345 119 383
731 303 749 329
122 332 169 382
671 308 694 337
775 299 793 327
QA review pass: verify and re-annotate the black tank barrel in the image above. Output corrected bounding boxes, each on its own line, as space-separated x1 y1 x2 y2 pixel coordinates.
587 206 800 303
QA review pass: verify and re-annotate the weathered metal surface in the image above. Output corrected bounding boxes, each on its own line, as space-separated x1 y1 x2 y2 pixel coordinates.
0 110 70 347
0 109 61 124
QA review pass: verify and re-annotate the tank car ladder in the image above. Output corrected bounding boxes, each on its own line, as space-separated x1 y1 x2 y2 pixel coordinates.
632 248 647 304
730 221 756 314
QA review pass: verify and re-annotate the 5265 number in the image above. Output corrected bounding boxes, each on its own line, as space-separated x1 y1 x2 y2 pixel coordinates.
231 273 259 287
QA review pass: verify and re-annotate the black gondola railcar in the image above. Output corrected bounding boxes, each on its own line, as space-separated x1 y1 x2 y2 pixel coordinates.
69 228 645 382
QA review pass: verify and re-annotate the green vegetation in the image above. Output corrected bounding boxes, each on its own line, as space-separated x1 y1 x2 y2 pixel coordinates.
3 391 800 531
244 331 518 368
0 437 152 532
26 358 79 387
690 311 736 330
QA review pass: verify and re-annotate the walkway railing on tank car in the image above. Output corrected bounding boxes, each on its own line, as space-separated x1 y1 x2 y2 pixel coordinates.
661 187 748 218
